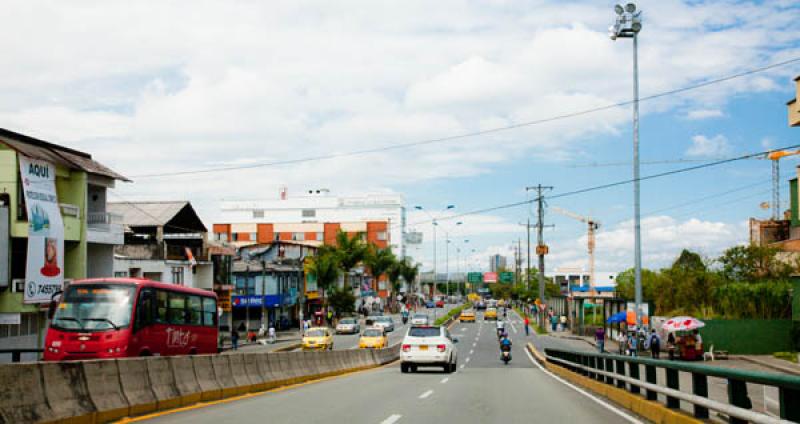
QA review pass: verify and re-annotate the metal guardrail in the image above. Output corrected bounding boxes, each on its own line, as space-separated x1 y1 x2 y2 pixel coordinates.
0 349 43 363
544 348 800 424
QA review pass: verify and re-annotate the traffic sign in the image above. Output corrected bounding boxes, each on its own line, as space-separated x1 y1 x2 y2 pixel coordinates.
499 272 514 283
467 272 483 283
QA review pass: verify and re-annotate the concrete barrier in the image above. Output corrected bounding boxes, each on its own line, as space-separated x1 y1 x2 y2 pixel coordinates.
310 351 328 377
256 352 280 390
212 355 241 397
189 355 221 402
146 356 181 411
170 356 202 405
81 359 129 423
285 352 306 383
242 353 264 392
0 363 53 424
281 353 302 384
40 361 96 424
117 357 158 416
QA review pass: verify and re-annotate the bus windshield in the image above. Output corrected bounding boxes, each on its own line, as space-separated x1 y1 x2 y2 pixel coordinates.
52 284 136 331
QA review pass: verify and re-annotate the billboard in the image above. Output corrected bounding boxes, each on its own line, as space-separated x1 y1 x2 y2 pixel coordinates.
483 272 498 283
19 155 64 304
404 232 423 244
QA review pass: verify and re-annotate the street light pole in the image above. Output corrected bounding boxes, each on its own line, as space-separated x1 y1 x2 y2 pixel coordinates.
610 2 644 329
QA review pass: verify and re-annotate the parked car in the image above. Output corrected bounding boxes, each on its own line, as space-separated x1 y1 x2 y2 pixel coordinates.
400 325 458 373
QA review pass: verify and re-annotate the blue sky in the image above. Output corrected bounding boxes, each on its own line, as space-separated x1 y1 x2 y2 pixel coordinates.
0 0 799 274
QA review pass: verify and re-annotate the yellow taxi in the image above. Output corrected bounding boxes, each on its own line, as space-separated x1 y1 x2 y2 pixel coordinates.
497 299 506 308
484 307 498 321
459 309 476 323
302 327 334 351
358 327 388 349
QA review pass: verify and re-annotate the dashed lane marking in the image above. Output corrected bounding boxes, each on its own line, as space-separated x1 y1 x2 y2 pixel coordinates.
440 377 449 384
465 357 470 363
381 414 402 424
469 349 474 354
419 390 434 399
459 364 465 369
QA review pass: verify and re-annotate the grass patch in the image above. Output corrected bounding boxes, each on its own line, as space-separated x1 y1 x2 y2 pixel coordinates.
773 351 798 363
513 306 547 334
434 304 469 326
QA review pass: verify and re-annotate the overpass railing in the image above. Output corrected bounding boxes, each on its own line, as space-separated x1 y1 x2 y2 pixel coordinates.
544 348 800 424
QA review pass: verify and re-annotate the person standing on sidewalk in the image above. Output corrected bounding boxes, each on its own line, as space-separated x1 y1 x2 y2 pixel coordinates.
617 331 627 355
523 315 530 336
595 327 606 353
231 326 240 351
648 329 661 359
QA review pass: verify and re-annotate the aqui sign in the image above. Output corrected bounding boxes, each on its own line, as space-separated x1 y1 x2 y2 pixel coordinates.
19 155 64 304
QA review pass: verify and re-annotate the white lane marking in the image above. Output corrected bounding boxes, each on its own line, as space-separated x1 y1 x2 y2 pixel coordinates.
466 357 471 363
419 390 434 399
510 322 518 334
381 414 402 424
472 343 477 348
440 377 449 384
459 364 465 369
469 349 474 354
523 348 643 424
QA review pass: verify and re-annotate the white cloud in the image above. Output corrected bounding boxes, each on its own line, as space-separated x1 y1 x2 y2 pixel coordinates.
549 215 745 272
686 134 731 158
685 109 724 120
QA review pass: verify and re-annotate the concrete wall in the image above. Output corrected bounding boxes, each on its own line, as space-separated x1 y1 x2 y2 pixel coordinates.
87 243 114 278
0 345 400 423
700 319 794 354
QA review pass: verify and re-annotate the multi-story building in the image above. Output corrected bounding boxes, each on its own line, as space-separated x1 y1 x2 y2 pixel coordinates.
214 188 405 255
489 254 507 272
547 267 618 296
110 201 214 289
788 75 799 127
0 128 127 360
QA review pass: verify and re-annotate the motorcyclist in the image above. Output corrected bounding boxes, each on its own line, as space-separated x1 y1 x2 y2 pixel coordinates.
496 320 505 338
499 334 512 362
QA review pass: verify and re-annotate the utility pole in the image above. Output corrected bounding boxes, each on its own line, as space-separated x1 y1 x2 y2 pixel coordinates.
527 185 553 326
519 220 535 290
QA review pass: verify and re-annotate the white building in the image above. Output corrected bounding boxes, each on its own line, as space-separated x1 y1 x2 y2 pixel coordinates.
546 267 618 295
217 188 407 256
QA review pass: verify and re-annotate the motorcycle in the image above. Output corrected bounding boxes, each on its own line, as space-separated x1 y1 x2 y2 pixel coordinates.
501 350 511 365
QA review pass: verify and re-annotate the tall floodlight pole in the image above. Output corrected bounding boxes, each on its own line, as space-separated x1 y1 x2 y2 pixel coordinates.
415 204 455 298
610 3 643 329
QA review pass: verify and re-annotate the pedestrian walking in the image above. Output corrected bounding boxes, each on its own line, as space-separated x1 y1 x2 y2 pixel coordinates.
231 326 240 351
550 314 558 332
617 331 626 355
647 329 661 359
523 316 530 336
595 327 605 353
628 332 638 357
268 326 276 344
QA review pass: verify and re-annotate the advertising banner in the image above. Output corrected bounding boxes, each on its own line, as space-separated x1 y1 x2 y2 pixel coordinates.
483 272 498 283
19 155 64 304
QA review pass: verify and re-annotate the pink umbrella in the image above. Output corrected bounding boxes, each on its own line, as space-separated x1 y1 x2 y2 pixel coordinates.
662 316 705 332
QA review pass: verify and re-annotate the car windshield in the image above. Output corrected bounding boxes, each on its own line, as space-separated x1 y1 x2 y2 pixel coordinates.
306 329 327 337
409 327 441 337
363 329 383 337
52 284 136 331
487 308 496 312
376 317 392 322
340 318 355 324
413 314 427 319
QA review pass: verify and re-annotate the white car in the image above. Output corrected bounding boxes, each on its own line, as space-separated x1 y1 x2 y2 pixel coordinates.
371 316 395 332
400 325 458 373
410 314 429 326
335 317 361 334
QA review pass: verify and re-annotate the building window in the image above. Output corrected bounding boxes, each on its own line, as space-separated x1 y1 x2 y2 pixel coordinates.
274 232 280 241
316 232 323 241
302 209 315 218
215 232 228 241
253 210 264 218
292 232 305 241
232 233 239 241
114 271 129 278
171 267 184 285
376 231 387 241
250 232 257 241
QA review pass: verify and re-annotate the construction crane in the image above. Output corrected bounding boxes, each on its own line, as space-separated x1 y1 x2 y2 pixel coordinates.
550 206 600 293
765 150 800 220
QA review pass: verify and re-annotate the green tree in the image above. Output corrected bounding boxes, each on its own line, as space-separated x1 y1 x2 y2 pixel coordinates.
305 246 340 308
615 268 660 304
327 288 356 318
387 260 403 303
400 260 420 296
332 230 368 291
364 246 396 288
718 244 794 282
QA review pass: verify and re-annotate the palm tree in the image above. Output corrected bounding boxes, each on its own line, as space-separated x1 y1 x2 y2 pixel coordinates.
400 259 420 305
333 230 367 291
387 260 403 307
305 246 340 313
364 246 397 306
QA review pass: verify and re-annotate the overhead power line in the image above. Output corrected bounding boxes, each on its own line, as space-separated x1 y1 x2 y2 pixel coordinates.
410 143 800 227
130 56 800 179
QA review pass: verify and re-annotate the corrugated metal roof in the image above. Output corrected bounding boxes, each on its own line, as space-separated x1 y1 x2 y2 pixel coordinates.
108 201 189 227
0 127 130 181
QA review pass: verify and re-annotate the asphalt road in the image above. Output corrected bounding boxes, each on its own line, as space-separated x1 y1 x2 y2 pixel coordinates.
144 309 642 424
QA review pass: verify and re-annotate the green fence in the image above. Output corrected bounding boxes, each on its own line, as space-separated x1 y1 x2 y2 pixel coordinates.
699 319 793 354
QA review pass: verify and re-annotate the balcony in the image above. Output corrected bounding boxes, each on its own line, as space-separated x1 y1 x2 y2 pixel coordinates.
115 242 208 262
86 212 124 245
166 244 209 262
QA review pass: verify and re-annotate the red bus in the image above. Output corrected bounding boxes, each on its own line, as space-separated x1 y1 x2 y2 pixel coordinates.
44 278 218 360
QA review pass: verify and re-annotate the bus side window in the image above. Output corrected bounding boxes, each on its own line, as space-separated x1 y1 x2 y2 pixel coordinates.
135 289 155 330
187 295 202 326
202 297 217 327
156 290 168 324
168 292 187 325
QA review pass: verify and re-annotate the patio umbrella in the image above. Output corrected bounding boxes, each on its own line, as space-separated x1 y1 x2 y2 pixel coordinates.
607 311 627 324
662 316 705 332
